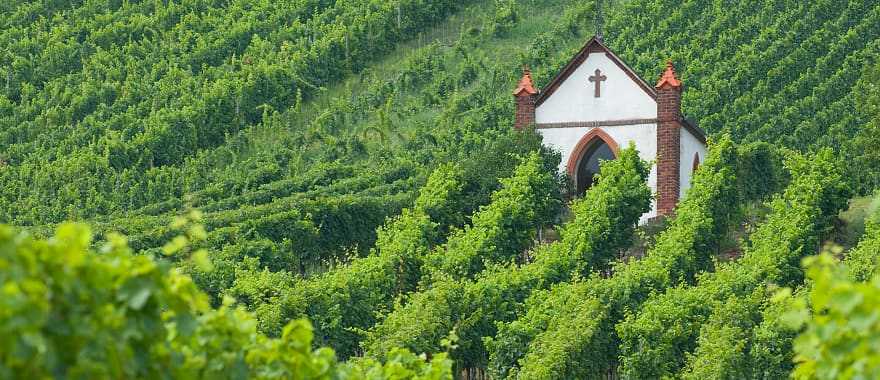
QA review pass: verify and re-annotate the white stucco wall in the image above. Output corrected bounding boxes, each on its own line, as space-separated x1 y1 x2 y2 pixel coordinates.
679 128 708 199
535 52 657 124
538 124 659 221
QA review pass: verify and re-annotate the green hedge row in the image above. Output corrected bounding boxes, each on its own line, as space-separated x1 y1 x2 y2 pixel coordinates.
138 187 415 258
784 208 880 378
97 162 418 241
420 152 560 280
161 186 417 303
230 151 558 360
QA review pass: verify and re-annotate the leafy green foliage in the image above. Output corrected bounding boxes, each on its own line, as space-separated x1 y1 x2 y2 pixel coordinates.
843 207 880 282
236 164 464 358
671 206 880 380
691 206 880 380
785 221 880 380
0 223 452 379
1 0 879 377
489 0 518 37
617 149 851 379
487 137 740 379
849 60 880 199
422 152 560 280
736 141 788 203
364 146 651 370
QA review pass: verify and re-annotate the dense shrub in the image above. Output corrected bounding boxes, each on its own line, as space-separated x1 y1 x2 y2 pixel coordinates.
678 206 880 380
736 142 788 203
843 207 880 282
422 152 560 280
0 223 452 379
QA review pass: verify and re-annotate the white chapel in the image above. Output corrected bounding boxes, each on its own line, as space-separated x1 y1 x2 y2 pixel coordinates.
513 36 707 220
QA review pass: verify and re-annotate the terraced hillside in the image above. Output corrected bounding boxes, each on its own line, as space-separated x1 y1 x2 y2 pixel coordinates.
1 0 880 378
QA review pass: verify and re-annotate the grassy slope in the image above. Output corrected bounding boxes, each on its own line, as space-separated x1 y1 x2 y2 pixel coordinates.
838 192 880 248
185 0 572 174
0 0 483 225
3 1 878 372
93 0 577 226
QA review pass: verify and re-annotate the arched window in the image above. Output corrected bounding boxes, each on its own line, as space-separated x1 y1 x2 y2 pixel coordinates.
693 152 701 174
567 129 619 196
576 140 615 194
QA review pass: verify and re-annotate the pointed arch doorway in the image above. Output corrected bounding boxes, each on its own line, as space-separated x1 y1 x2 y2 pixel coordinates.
567 129 619 196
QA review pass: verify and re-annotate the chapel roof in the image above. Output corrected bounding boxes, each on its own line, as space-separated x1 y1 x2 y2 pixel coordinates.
682 118 707 143
532 36 706 142
535 36 657 107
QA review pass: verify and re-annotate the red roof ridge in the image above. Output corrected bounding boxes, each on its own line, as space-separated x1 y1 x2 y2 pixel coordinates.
656 61 682 89
513 67 539 96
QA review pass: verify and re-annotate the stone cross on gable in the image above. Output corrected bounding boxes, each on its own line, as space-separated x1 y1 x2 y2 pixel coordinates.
589 69 607 98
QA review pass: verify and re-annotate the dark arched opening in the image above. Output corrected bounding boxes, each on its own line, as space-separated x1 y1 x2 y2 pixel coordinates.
575 139 616 195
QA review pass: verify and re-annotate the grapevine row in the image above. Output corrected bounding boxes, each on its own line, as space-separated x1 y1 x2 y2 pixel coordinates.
486 137 741 379
363 147 652 371
265 152 558 359
616 149 851 378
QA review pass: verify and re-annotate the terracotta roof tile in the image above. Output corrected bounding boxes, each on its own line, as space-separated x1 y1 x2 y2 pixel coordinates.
513 69 539 96
656 61 682 89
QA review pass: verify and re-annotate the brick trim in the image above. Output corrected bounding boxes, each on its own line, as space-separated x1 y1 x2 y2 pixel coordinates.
656 120 681 216
566 128 620 181
514 94 537 130
535 37 657 108
535 118 705 144
536 118 658 129
656 82 682 216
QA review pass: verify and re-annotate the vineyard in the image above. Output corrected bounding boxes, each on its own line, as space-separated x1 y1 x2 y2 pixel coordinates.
1 0 880 378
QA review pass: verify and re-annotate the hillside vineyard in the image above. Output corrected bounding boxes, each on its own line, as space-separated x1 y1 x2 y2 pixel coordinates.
1 0 880 379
